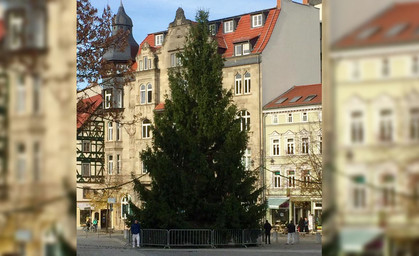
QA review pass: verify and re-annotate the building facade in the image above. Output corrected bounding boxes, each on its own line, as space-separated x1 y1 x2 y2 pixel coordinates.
263 84 322 232
0 0 76 255
97 0 321 230
331 2 419 255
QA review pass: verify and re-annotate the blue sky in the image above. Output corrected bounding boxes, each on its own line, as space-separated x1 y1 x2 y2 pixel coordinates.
89 0 303 44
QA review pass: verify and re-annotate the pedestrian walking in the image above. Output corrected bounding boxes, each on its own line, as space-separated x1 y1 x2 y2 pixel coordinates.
131 219 141 248
92 218 98 232
286 220 296 245
263 220 272 244
85 217 91 232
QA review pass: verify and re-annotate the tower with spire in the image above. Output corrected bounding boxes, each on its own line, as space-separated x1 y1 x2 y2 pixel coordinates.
102 1 139 110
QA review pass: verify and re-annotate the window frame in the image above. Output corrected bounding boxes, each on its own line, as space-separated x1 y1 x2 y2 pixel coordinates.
287 138 295 155
235 74 242 95
142 119 151 139
273 171 281 188
140 84 146 104
240 110 250 131
108 155 113 175
108 121 113 141
252 14 263 28
301 137 309 154
287 113 293 123
81 163 90 177
244 72 251 94
224 20 234 33
302 112 308 122
155 34 164 46
272 139 280 156
147 83 152 104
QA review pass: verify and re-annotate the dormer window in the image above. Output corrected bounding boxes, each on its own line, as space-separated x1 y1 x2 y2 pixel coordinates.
234 42 251 56
252 14 263 28
155 34 164 46
224 20 234 33
209 24 217 36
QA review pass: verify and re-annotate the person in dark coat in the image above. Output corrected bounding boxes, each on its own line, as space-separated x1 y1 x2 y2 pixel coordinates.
131 220 141 248
304 217 309 233
298 217 304 233
286 220 296 245
263 220 272 244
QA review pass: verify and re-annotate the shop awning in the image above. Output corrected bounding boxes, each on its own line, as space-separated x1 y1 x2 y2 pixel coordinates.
340 228 383 253
267 198 289 209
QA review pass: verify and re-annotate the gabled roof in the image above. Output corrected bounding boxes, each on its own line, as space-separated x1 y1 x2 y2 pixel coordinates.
77 94 103 129
212 8 280 57
154 102 165 111
136 7 280 58
263 84 322 110
334 2 419 50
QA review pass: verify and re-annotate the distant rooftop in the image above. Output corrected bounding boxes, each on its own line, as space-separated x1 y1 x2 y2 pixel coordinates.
263 83 322 110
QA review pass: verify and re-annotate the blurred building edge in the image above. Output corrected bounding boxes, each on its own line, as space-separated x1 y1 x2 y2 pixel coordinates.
0 0 76 255
330 1 419 255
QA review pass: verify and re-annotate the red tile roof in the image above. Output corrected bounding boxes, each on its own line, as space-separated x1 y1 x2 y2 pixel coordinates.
263 84 322 110
154 102 165 111
136 8 280 58
77 94 103 129
214 8 280 57
334 2 419 49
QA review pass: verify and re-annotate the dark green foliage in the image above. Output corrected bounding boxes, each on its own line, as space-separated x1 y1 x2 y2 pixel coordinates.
131 10 266 229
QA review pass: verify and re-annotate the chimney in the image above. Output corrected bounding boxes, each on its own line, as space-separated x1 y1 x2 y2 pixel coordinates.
277 0 281 9
302 0 309 4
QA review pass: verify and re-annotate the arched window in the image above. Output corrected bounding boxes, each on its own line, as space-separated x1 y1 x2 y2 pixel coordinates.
140 84 146 104
142 119 151 138
235 74 242 95
121 195 131 219
147 83 152 103
244 72 251 94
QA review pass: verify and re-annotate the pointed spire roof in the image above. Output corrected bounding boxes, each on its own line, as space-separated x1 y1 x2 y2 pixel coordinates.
114 1 133 27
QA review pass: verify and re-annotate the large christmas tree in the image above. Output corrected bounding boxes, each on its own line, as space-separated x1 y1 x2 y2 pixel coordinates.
131 10 266 229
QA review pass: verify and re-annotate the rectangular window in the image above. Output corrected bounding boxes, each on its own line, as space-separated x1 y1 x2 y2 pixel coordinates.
252 14 263 27
82 141 91 152
319 136 322 154
272 114 278 124
104 90 112 109
302 170 310 187
412 56 419 76
142 161 148 174
33 74 41 114
142 120 151 138
139 60 143 71
381 58 390 78
149 59 152 69
302 112 308 122
272 139 280 156
379 109 393 142
209 24 216 35
155 34 163 46
410 108 419 141
108 155 113 175
81 163 90 177
288 170 296 188
16 143 26 182
224 20 233 33
143 57 148 70
234 44 242 56
33 142 41 182
16 74 25 114
241 148 251 170
352 175 366 208
243 43 250 55
116 154 121 174
350 111 364 143
8 11 24 50
116 123 121 141
170 53 181 67
302 138 309 154
274 171 281 188
287 113 293 123
287 138 294 155
108 121 113 141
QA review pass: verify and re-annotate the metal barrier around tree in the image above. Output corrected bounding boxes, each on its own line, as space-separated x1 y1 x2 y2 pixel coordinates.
126 229 263 248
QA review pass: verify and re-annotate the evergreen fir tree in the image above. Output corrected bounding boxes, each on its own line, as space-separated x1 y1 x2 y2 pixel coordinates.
131 10 266 229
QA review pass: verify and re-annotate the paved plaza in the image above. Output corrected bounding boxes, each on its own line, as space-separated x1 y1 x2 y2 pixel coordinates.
76 231 322 256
